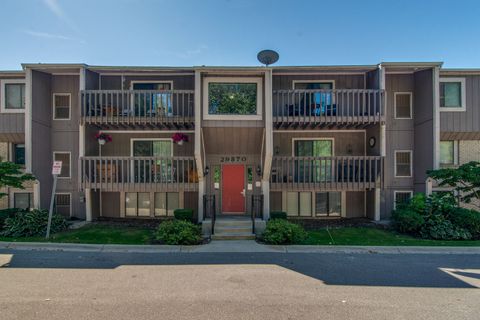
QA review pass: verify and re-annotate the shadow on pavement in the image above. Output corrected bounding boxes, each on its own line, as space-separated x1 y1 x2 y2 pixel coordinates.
1 249 479 288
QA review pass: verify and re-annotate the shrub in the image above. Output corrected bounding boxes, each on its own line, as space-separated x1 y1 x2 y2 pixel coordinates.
0 208 21 230
262 219 307 245
1 209 68 237
173 209 195 223
156 220 201 245
392 208 425 234
270 211 287 220
420 215 471 240
448 207 480 238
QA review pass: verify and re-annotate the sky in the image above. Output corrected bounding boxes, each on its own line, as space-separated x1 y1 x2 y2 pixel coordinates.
1 0 480 70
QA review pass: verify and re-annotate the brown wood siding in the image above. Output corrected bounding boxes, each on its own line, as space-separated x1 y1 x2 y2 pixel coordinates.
101 192 121 218
51 75 83 217
87 132 194 157
31 70 53 209
0 114 25 141
85 70 99 90
273 74 365 90
184 191 198 217
413 69 434 192
440 75 480 133
99 75 194 90
346 191 365 218
273 131 366 157
203 127 264 155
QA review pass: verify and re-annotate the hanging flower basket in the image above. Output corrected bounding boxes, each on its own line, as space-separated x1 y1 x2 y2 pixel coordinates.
95 132 112 145
172 133 188 145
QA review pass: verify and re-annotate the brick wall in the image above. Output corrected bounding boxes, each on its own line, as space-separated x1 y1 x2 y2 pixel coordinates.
459 140 480 164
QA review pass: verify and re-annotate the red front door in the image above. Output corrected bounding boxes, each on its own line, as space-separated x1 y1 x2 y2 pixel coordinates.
222 164 245 214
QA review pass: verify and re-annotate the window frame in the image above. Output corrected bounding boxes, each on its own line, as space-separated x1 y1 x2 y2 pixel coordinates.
52 93 72 120
53 151 72 179
291 138 335 156
393 92 413 119
0 79 26 113
130 138 173 157
292 80 335 90
439 140 458 166
54 192 72 217
13 192 33 209
394 150 413 178
393 190 413 210
202 77 263 120
12 143 25 166
439 77 466 112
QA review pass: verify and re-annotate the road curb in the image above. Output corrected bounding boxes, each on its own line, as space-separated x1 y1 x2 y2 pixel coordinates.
0 241 479 254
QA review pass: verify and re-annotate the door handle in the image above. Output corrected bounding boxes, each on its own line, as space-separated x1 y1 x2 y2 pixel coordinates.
240 189 246 197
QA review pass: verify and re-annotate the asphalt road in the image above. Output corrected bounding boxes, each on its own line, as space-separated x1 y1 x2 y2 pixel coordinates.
0 249 479 320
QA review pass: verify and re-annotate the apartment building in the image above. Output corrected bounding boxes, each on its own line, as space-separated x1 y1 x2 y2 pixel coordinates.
0 62 478 234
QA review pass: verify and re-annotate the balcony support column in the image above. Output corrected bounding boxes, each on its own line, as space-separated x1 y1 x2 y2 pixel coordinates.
262 68 273 220
194 70 204 222
374 188 381 221
85 188 92 222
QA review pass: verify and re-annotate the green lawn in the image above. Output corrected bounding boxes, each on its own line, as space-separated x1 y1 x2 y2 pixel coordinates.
302 227 480 246
0 224 155 245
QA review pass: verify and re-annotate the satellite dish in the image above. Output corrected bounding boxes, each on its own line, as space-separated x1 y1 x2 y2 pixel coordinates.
257 50 279 66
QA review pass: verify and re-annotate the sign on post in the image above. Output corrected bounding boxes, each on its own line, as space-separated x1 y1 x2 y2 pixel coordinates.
46 161 62 239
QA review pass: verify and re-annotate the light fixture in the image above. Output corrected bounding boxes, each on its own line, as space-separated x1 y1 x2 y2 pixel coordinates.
256 165 262 176
204 166 210 177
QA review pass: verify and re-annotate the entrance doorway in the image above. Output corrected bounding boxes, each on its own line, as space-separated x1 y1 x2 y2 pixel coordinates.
222 164 245 214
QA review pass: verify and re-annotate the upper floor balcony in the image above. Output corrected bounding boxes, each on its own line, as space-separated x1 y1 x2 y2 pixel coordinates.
272 89 385 129
80 90 195 129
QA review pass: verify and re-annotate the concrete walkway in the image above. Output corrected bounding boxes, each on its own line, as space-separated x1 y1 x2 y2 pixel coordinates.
1 240 479 254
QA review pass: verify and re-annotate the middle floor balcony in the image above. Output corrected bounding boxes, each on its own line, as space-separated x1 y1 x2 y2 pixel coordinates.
79 156 198 192
270 156 384 191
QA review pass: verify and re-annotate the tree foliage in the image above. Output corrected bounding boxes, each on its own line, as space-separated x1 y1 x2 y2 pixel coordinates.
0 161 35 198
427 161 480 208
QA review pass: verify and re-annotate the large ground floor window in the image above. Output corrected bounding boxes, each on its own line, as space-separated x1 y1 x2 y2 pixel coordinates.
125 192 179 217
286 191 342 217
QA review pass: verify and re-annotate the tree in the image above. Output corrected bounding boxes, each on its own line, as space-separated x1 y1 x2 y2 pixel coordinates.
427 161 480 208
0 161 35 198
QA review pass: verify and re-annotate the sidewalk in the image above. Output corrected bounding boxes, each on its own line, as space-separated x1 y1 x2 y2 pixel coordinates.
1 240 479 254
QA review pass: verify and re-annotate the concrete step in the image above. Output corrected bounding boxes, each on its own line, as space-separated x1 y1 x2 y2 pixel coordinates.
215 225 253 234
215 220 252 227
211 233 256 240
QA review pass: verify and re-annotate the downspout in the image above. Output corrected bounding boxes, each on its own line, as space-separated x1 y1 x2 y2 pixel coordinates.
262 68 273 220
194 70 204 222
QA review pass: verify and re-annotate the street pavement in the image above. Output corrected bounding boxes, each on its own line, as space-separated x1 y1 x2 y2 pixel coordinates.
0 248 479 320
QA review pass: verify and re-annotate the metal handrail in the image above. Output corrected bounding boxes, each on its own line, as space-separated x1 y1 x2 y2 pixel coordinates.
203 195 216 235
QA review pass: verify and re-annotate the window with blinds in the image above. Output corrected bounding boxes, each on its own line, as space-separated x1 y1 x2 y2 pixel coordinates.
394 191 413 209
394 93 412 119
53 94 71 120
395 151 412 177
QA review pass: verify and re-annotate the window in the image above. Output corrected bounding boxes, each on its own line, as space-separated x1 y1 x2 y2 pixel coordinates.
394 191 413 209
125 192 150 217
394 92 412 119
131 82 172 116
53 94 71 120
54 193 71 216
13 144 25 165
14 192 33 209
203 77 262 120
315 192 341 217
293 81 334 116
1 80 25 112
395 151 412 177
440 78 466 111
154 192 179 216
53 152 71 178
286 192 312 217
440 141 455 165
294 139 333 182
